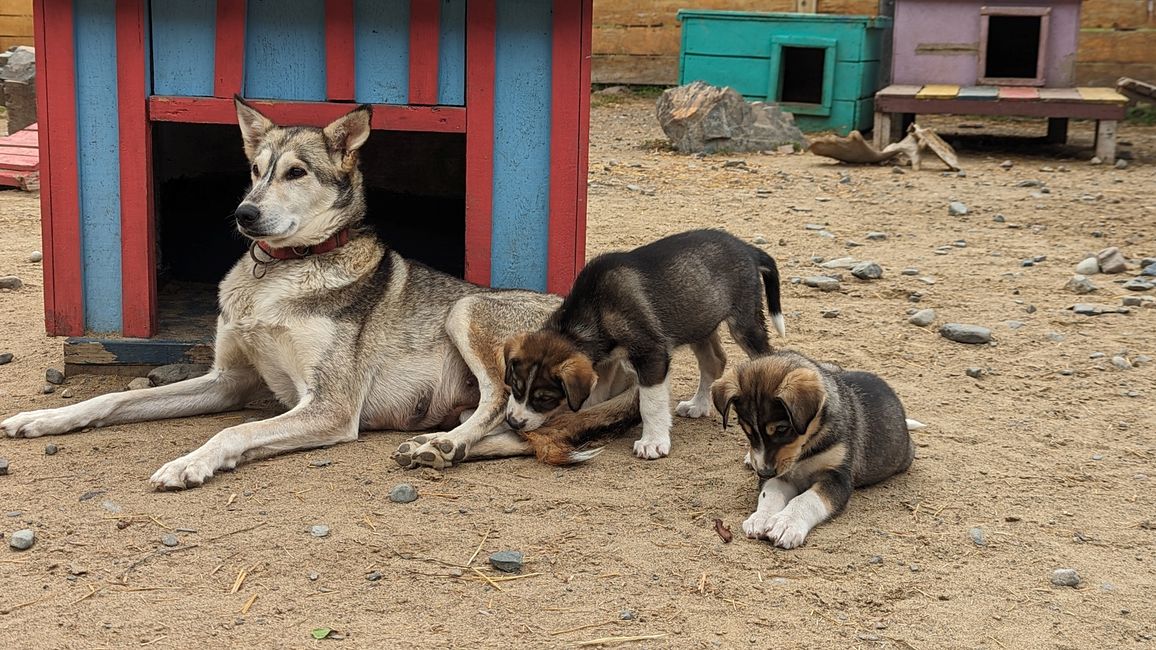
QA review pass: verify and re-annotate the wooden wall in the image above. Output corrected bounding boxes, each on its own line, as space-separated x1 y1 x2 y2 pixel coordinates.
0 0 32 51
591 0 1156 87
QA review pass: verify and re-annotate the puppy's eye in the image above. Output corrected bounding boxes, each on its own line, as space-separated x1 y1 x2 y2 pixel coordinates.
775 425 792 435
532 390 557 402
250 164 259 176
285 166 307 180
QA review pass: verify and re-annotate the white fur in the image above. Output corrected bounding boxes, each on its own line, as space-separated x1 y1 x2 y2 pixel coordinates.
504 395 549 432
771 312 786 338
633 374 672 459
744 488 829 549
906 418 926 431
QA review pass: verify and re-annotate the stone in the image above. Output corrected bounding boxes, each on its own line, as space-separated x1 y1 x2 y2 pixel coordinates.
488 550 525 573
309 525 330 538
868 555 883 565
909 309 935 327
948 201 968 216
45 368 65 385
9 529 34 550
1141 263 1156 277
620 609 636 621
953 240 967 248
656 82 806 154
1089 157 1102 165
1071 303 1100 315
366 571 383 581
44 444 58 456
0 46 35 83
803 276 840 292
1111 356 1132 370
1096 247 1126 274
1064 275 1097 295
389 483 419 503
308 572 319 581
1115 159 1128 170
993 214 1006 223
1006 320 1024 330
1122 279 1153 292
41 384 54 394
0 276 22 290
60 389 73 399
821 309 840 319
0 457 8 475
0 352 12 365
752 235 768 245
148 364 209 387
127 377 151 390
28 251 42 263
969 527 986 546
161 534 179 547
866 231 887 241
901 268 919 276
1015 179 1042 187
851 261 883 280
309 459 332 468
1051 568 1080 587
1000 160 1013 169
940 324 992 345
965 368 983 379
818 257 857 270
1074 257 1100 275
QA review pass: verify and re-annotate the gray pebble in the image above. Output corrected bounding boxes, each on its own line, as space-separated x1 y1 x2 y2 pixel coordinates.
1092 454 1104 461
1058 369 1074 376
1047 332 1066 342
127 377 151 390
1141 263 1156 277
148 364 209 387
1110 356 1132 370
1122 278 1154 292
953 240 968 248
389 483 419 503
868 555 883 565
901 268 919 276
0 352 12 365
366 571 383 581
60 389 73 399
752 235 768 245
891 166 904 174
44 444 58 456
8 528 34 550
965 367 983 379
489 550 524 573
308 572 319 581
1074 257 1099 275
1000 160 1013 169
821 309 840 319
1015 179 1042 188
0 276 23 290
1006 320 1024 330
803 276 840 292
804 223 826 231
866 231 887 241
1134 355 1152 365
940 323 992 344
309 459 332 468
620 609 636 621
1096 247 1126 274
909 564 921 572
45 368 65 385
969 527 986 546
818 256 856 269
851 261 883 280
1065 275 1097 295
28 251 42 263
948 201 968 216
1051 568 1080 587
907 291 923 303
993 214 1005 223
161 534 179 547
309 525 330 538
1089 352 1105 359
1114 159 1128 170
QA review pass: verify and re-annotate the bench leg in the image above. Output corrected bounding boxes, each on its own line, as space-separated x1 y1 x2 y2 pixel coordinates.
1094 120 1117 164
873 111 892 149
1046 117 1068 144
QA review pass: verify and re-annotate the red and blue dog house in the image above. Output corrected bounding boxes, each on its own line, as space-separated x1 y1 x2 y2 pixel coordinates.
34 0 591 370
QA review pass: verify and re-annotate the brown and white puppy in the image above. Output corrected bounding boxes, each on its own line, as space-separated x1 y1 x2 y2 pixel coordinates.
711 350 919 549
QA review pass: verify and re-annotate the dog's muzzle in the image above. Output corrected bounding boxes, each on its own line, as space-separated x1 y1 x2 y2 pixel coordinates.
505 413 527 431
756 467 778 480
234 203 261 229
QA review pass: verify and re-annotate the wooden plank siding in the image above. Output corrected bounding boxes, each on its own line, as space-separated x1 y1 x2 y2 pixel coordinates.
591 0 1156 87
0 0 33 50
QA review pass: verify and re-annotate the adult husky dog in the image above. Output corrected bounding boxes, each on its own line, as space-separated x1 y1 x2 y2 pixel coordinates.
1 98 638 489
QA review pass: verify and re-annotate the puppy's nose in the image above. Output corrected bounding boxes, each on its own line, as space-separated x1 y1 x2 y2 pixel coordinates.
505 414 527 431
234 204 261 228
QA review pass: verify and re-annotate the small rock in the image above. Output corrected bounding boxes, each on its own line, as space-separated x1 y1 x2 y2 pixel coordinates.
1141 263 1156 277
804 223 826 231
389 484 419 504
803 276 840 292
1114 159 1128 170
28 251 42 263
1051 568 1080 587
620 609 636 621
1096 247 1126 274
309 459 332 468
1089 156 1102 165
41 384 54 394
940 323 992 344
148 364 209 387
127 377 151 390
909 564 921 572
865 232 887 241
752 235 768 245
908 309 935 327
1122 278 1153 292
8 529 34 550
965 367 983 379
992 214 1005 223
308 572 319 581
1110 356 1132 370
999 160 1013 169
843 240 862 248
1006 320 1024 330
366 571 383 581
60 389 73 399
44 444 58 456
1064 275 1097 295
1071 303 1100 315
309 525 330 538
0 352 12 365
820 309 840 319
868 555 883 565
78 490 105 501
948 201 968 216
818 256 856 270
489 550 524 573
0 276 23 290
901 268 919 276
851 261 883 280
1074 257 1100 275
969 527 987 546
161 534 179 547
1092 454 1104 461
953 240 967 248
0 457 8 475
1016 179 1042 187
68 563 87 576
45 368 65 385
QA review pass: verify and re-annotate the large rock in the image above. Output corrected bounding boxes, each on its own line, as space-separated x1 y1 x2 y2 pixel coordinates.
0 47 36 132
656 82 806 154
147 363 210 387
0 46 36 84
1096 247 1126 274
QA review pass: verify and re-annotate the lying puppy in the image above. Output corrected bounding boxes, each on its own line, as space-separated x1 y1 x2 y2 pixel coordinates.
711 350 917 549
502 229 785 461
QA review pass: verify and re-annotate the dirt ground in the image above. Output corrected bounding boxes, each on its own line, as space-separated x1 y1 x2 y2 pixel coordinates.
1 97 1154 649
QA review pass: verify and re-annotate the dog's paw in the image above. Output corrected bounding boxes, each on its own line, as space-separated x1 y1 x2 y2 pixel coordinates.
2 409 78 438
760 512 810 549
674 399 711 419
149 451 225 490
742 510 774 539
632 435 671 460
393 434 465 470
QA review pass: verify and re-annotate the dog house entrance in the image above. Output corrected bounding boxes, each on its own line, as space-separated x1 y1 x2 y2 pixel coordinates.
780 46 826 105
979 8 1049 86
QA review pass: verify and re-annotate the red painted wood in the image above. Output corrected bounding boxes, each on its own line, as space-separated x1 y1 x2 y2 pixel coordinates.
325 0 355 101
34 0 84 336
574 0 592 277
149 96 467 132
0 151 39 170
3 129 40 148
408 0 441 105
464 0 495 287
546 0 581 295
213 0 246 98
117 0 157 337
0 170 37 189
999 86 1040 101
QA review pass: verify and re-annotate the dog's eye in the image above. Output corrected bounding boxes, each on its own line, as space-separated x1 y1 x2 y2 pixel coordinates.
775 425 792 435
250 164 259 176
285 166 307 180
532 390 557 402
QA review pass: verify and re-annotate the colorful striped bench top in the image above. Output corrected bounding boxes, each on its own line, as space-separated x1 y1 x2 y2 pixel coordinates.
877 85 1128 104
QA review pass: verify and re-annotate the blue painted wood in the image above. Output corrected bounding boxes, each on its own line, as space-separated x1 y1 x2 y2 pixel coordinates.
438 0 465 106
353 0 409 104
150 0 216 96
74 0 123 332
490 0 552 291
245 0 327 101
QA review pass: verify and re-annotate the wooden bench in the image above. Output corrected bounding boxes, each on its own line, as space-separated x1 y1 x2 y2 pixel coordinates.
873 85 1129 163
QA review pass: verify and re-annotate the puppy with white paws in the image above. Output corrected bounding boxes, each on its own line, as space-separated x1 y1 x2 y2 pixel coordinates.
711 350 919 549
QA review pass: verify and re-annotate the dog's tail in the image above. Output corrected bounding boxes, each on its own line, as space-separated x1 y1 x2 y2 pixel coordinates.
905 418 926 431
751 248 786 337
521 386 641 465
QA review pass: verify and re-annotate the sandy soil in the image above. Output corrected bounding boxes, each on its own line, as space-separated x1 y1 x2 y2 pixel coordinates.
1 97 1154 649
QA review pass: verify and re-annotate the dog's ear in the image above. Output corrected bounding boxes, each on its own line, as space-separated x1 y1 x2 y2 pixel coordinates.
234 95 276 161
501 333 526 386
711 370 740 429
323 104 373 171
774 368 826 436
557 355 596 412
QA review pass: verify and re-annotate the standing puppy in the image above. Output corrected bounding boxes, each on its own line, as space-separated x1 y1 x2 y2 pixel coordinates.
503 229 785 461
711 350 917 549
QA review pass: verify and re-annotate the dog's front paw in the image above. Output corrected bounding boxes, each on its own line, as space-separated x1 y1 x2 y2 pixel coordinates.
761 512 810 549
149 450 226 490
632 435 670 460
2 409 79 438
674 399 711 418
393 434 465 470
742 510 775 539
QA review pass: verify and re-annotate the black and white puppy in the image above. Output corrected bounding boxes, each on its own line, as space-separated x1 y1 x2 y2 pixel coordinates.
503 229 785 460
711 350 921 548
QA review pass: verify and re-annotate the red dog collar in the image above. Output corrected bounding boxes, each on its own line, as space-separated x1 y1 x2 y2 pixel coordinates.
256 228 351 260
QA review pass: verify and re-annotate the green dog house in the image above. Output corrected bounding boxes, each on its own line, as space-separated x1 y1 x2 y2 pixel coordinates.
677 10 892 134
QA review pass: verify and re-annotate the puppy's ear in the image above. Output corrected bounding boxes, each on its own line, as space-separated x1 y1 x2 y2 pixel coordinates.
557 355 596 412
711 371 740 429
501 333 526 386
234 95 276 161
323 104 373 171
775 368 826 436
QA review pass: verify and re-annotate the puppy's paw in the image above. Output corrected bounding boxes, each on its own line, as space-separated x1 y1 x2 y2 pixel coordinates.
2 409 79 438
393 434 465 470
761 511 810 549
742 510 775 539
674 399 711 419
632 435 671 460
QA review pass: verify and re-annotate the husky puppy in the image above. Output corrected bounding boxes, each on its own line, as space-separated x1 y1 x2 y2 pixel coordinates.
711 350 918 549
502 229 785 461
